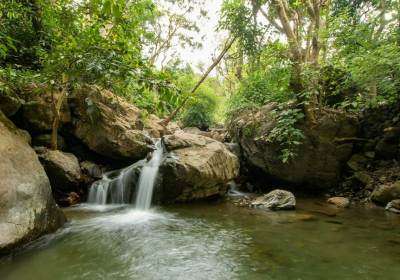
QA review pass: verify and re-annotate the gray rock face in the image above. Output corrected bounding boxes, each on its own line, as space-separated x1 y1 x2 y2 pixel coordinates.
158 131 240 203
38 149 82 192
0 112 65 255
371 182 400 205
251 189 296 210
228 104 358 189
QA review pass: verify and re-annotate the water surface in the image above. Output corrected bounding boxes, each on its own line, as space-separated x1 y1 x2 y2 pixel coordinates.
1 199 400 280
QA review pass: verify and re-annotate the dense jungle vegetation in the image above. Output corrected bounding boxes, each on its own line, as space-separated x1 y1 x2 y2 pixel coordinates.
1 0 399 159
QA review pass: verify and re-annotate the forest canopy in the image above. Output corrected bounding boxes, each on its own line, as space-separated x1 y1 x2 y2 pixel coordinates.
1 0 399 158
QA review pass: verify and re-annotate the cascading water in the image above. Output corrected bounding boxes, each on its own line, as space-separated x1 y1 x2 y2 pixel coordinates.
87 139 164 210
135 140 164 210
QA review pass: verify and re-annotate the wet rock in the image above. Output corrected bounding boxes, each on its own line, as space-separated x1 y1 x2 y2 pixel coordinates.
80 161 106 179
371 182 400 205
327 197 350 208
38 149 82 193
228 104 358 189
385 199 400 214
251 189 296 210
158 131 240 202
70 86 153 161
0 90 22 117
58 192 80 207
0 112 65 255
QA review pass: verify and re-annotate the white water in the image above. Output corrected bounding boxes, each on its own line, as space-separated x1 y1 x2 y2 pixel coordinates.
135 140 164 210
87 140 164 209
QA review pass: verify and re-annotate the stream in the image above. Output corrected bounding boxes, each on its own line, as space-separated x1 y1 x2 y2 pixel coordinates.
1 199 400 280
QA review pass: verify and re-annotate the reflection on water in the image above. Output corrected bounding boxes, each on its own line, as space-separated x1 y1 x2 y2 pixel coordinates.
1 199 400 280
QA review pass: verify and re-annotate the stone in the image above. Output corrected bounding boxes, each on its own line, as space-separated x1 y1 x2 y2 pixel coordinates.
385 199 400 214
58 192 80 207
157 131 240 203
144 114 168 138
38 149 82 193
0 90 22 117
347 154 368 171
327 197 350 208
80 161 106 179
21 90 71 133
251 189 296 210
183 127 202 134
353 171 374 186
32 134 67 150
224 143 241 158
371 182 400 205
183 127 227 142
0 112 65 255
228 103 358 189
70 86 153 161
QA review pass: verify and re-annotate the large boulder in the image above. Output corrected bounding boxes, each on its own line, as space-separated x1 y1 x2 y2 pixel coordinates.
228 104 358 189
38 149 82 193
69 86 154 161
157 131 240 202
0 112 65 255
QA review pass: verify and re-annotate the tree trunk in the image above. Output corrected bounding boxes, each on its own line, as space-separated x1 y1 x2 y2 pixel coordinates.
51 75 68 150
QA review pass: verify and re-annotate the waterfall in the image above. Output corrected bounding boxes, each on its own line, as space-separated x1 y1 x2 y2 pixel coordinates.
87 140 164 210
135 140 164 210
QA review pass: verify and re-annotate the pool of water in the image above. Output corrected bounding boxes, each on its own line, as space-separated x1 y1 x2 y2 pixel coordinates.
1 199 400 280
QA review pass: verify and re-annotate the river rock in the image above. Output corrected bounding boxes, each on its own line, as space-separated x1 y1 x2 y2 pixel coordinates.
158 131 240 202
70 86 153 161
251 189 296 210
38 149 82 193
385 199 400 214
327 197 350 208
228 103 358 189
0 112 65 254
371 182 400 205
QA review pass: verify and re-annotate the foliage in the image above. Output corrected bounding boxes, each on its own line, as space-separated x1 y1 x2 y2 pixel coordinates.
267 106 305 163
181 91 218 130
0 0 197 119
146 0 207 67
220 0 400 162
177 68 221 129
